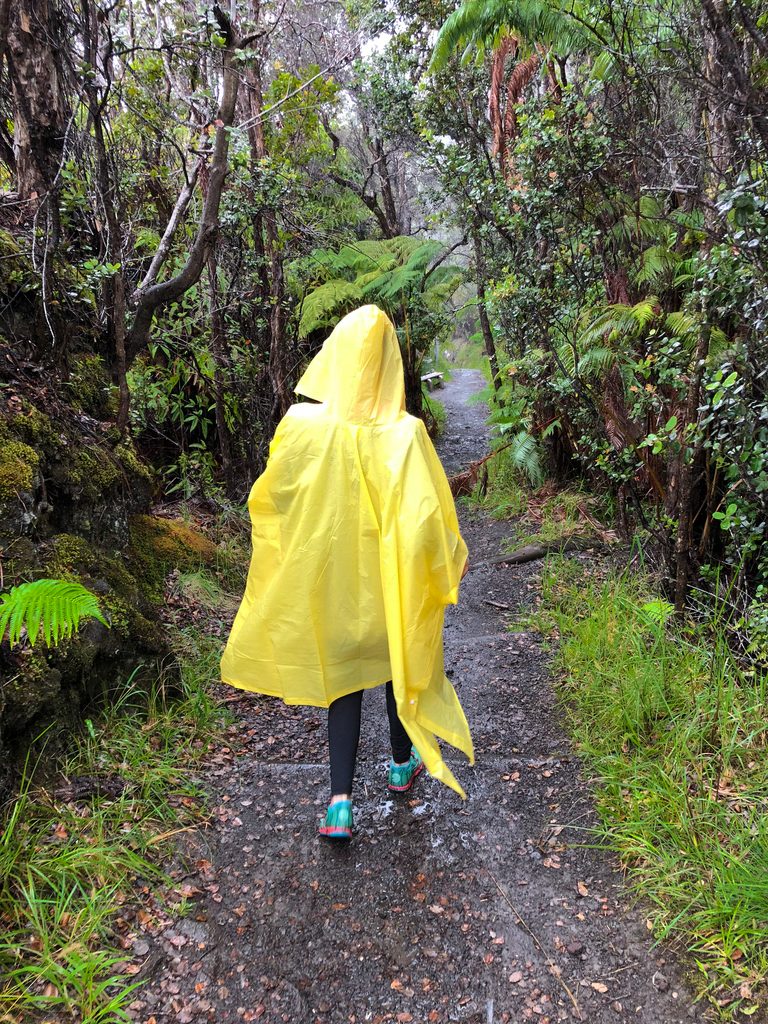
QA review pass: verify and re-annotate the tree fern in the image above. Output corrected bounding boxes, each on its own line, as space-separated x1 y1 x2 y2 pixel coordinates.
362 267 422 302
404 240 443 270
635 244 680 287
430 0 597 72
0 579 108 648
559 341 616 378
665 309 699 339
294 236 462 337
608 194 667 246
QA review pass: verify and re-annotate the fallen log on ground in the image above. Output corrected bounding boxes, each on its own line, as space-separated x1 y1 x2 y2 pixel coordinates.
467 535 605 571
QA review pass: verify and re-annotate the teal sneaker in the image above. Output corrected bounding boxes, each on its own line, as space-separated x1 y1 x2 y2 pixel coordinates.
388 751 424 793
318 799 353 840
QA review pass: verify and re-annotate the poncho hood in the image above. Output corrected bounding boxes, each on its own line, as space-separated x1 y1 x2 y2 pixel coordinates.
295 304 406 424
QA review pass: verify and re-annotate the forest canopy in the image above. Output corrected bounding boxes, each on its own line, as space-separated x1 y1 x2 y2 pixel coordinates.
1 0 766 613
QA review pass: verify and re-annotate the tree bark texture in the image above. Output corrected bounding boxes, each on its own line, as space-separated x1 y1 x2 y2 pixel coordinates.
207 253 235 493
5 0 69 210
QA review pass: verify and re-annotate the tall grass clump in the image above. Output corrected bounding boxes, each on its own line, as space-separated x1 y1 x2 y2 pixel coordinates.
537 558 768 1011
0 654 229 1023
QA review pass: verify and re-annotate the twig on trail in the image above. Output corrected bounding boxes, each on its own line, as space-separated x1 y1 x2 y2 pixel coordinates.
482 599 510 610
487 869 583 1020
146 823 208 846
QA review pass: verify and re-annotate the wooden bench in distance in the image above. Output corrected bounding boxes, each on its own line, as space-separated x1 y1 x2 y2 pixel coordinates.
421 371 444 391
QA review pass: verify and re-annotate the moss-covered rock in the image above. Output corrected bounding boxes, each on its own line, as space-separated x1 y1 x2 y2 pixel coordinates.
8 404 62 452
0 439 39 499
0 395 156 547
43 532 165 651
67 353 119 420
0 227 37 295
128 515 218 599
0 393 168 797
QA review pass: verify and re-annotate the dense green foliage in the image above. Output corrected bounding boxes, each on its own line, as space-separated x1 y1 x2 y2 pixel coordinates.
1 0 767 1011
416 0 767 614
3 0 765 613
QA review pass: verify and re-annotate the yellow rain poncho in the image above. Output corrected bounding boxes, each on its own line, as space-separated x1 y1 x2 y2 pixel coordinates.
221 304 474 796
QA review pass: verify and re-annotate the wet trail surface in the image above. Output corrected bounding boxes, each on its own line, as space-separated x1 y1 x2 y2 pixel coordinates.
129 371 706 1024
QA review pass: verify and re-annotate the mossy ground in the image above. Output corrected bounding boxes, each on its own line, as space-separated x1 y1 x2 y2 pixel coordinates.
128 514 219 600
0 440 39 498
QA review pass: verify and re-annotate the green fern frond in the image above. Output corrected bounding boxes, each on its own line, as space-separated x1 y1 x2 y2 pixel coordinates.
575 308 620 349
579 346 617 377
630 297 662 326
610 213 666 246
505 429 545 486
635 244 679 287
0 579 108 648
673 257 701 287
404 240 443 270
577 297 662 349
638 195 664 220
665 310 699 338
363 267 422 302
707 327 733 357
298 280 364 339
334 242 397 277
424 268 465 308
559 341 616 378
587 48 616 84
295 236 462 338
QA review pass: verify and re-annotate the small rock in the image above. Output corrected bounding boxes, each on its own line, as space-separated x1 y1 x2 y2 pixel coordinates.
652 972 669 992
132 939 150 956
567 941 585 955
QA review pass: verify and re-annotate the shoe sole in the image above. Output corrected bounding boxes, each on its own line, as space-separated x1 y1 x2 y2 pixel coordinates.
318 826 352 841
388 761 424 793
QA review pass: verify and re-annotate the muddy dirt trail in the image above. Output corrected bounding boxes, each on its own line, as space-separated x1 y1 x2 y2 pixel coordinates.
128 371 707 1024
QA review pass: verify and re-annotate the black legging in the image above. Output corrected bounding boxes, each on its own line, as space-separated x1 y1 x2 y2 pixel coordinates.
327 682 412 796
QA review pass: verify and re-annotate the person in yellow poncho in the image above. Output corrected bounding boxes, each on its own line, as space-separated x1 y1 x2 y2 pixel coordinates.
221 304 474 839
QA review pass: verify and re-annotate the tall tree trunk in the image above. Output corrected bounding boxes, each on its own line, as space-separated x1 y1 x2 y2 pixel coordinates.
700 0 768 150
125 5 243 368
673 325 711 613
472 230 500 390
244 52 291 419
400 310 423 417
370 136 400 236
207 253 234 493
6 0 68 212
6 0 70 352
79 0 130 428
